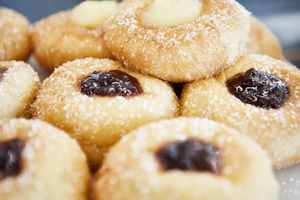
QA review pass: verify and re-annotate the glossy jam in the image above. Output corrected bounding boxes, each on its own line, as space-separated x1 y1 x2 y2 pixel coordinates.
226 68 289 109
0 139 25 180
156 139 222 174
80 70 143 97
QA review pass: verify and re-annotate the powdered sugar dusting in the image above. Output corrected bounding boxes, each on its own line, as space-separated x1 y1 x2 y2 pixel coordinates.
95 117 278 199
182 54 300 169
103 0 250 82
31 11 111 68
0 119 89 199
0 61 40 120
32 58 178 166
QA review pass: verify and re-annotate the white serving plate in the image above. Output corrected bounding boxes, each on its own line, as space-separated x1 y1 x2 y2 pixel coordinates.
277 164 300 199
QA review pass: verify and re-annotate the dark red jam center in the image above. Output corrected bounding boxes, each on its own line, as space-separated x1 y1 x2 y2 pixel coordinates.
80 70 143 97
0 68 7 82
156 139 222 174
0 139 25 180
226 68 289 109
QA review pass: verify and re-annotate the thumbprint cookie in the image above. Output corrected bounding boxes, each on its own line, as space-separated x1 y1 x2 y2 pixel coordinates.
0 8 31 61
182 54 300 169
0 119 90 200
31 1 118 69
32 58 179 168
103 0 250 82
0 61 40 120
94 117 278 200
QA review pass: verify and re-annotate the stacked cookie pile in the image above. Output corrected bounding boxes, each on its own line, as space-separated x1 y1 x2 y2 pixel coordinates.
0 0 299 199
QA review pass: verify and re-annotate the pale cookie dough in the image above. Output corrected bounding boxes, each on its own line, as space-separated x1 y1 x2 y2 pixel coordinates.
94 117 278 200
0 7 31 61
0 118 90 200
31 1 118 69
103 0 250 82
182 54 300 169
0 61 40 120
32 58 179 168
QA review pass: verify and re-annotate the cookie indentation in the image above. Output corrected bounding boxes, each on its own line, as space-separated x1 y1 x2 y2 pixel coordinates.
0 139 25 180
142 0 201 27
71 1 117 28
80 70 143 97
156 139 222 174
226 68 289 109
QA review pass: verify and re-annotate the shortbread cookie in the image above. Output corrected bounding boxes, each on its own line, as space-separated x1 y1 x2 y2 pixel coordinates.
94 117 278 200
0 7 31 61
0 61 40 120
31 1 118 69
182 54 300 169
0 119 90 200
32 58 179 168
103 0 250 82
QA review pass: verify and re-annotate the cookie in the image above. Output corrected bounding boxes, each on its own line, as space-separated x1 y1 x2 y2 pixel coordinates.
0 7 31 61
248 17 284 59
103 0 250 82
94 117 278 200
0 61 40 120
31 1 118 69
32 58 179 168
0 118 90 200
181 54 300 169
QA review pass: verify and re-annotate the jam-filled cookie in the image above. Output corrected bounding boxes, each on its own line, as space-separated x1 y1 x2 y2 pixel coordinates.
0 61 40 120
103 0 250 82
0 8 31 61
94 117 278 200
248 17 284 59
182 54 300 169
31 1 118 69
0 118 90 200
32 58 179 168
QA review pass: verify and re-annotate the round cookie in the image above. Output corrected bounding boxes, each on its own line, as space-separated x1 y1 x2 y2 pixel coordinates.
103 0 250 82
248 17 284 60
0 7 31 61
32 58 179 168
94 117 278 200
0 61 40 120
181 54 300 169
31 1 118 69
0 118 90 200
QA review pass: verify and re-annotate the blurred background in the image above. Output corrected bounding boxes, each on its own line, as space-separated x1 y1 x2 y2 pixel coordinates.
0 0 300 66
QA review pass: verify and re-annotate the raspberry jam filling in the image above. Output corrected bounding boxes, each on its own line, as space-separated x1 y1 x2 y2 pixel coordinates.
226 68 289 109
156 139 222 174
0 138 25 180
80 70 143 97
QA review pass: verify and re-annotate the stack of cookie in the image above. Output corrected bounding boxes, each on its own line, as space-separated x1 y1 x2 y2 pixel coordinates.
0 0 299 199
